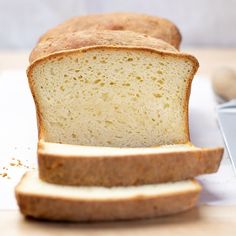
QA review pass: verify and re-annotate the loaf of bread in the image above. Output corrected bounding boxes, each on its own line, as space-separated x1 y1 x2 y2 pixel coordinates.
27 28 222 189
28 30 197 147
15 14 223 222
16 171 201 222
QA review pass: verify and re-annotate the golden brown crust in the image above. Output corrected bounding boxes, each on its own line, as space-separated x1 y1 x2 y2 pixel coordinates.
15 175 200 222
38 143 223 187
27 46 199 142
15 192 198 222
29 30 177 63
36 12 181 52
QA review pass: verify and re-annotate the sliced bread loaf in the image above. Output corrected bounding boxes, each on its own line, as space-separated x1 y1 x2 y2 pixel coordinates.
16 17 223 222
38 141 223 186
28 30 198 147
15 171 201 222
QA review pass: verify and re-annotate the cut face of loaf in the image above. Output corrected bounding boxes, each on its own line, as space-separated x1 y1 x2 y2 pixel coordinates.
28 47 198 147
16 171 201 222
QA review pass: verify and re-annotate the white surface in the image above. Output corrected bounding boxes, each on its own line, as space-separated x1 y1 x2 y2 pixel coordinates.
0 70 235 209
189 75 236 205
18 172 198 200
0 70 38 209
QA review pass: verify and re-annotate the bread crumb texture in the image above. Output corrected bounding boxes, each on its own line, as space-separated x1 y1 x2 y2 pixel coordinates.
31 48 194 147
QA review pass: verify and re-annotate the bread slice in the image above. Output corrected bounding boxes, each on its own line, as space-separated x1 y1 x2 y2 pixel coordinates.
15 171 201 222
38 141 223 186
31 12 181 61
27 30 198 148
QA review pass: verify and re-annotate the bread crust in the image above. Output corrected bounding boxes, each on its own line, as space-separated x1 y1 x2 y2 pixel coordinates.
29 30 178 63
15 173 201 222
33 12 181 57
27 45 199 144
38 141 223 187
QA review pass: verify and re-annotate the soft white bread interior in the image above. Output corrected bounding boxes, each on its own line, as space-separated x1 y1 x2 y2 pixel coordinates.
38 141 223 186
15 171 201 222
28 46 198 147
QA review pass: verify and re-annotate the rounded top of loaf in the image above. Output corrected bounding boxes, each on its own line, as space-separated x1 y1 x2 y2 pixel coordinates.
29 30 178 63
38 12 181 49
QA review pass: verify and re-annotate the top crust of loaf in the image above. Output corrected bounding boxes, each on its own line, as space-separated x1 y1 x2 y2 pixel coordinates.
29 30 178 63
36 12 181 48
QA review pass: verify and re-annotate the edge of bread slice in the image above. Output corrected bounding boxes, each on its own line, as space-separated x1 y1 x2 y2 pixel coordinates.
38 140 223 187
15 171 201 222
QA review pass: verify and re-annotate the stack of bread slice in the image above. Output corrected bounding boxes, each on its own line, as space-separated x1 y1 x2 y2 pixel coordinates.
15 13 223 222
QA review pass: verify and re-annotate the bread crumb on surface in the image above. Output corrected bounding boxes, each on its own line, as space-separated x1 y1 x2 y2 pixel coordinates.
2 173 7 177
0 157 36 179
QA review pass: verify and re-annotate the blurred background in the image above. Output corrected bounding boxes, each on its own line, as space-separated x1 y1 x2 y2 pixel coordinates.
1 0 236 49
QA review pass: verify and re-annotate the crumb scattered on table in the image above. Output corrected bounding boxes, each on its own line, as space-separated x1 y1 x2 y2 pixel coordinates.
2 173 8 177
0 157 36 179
